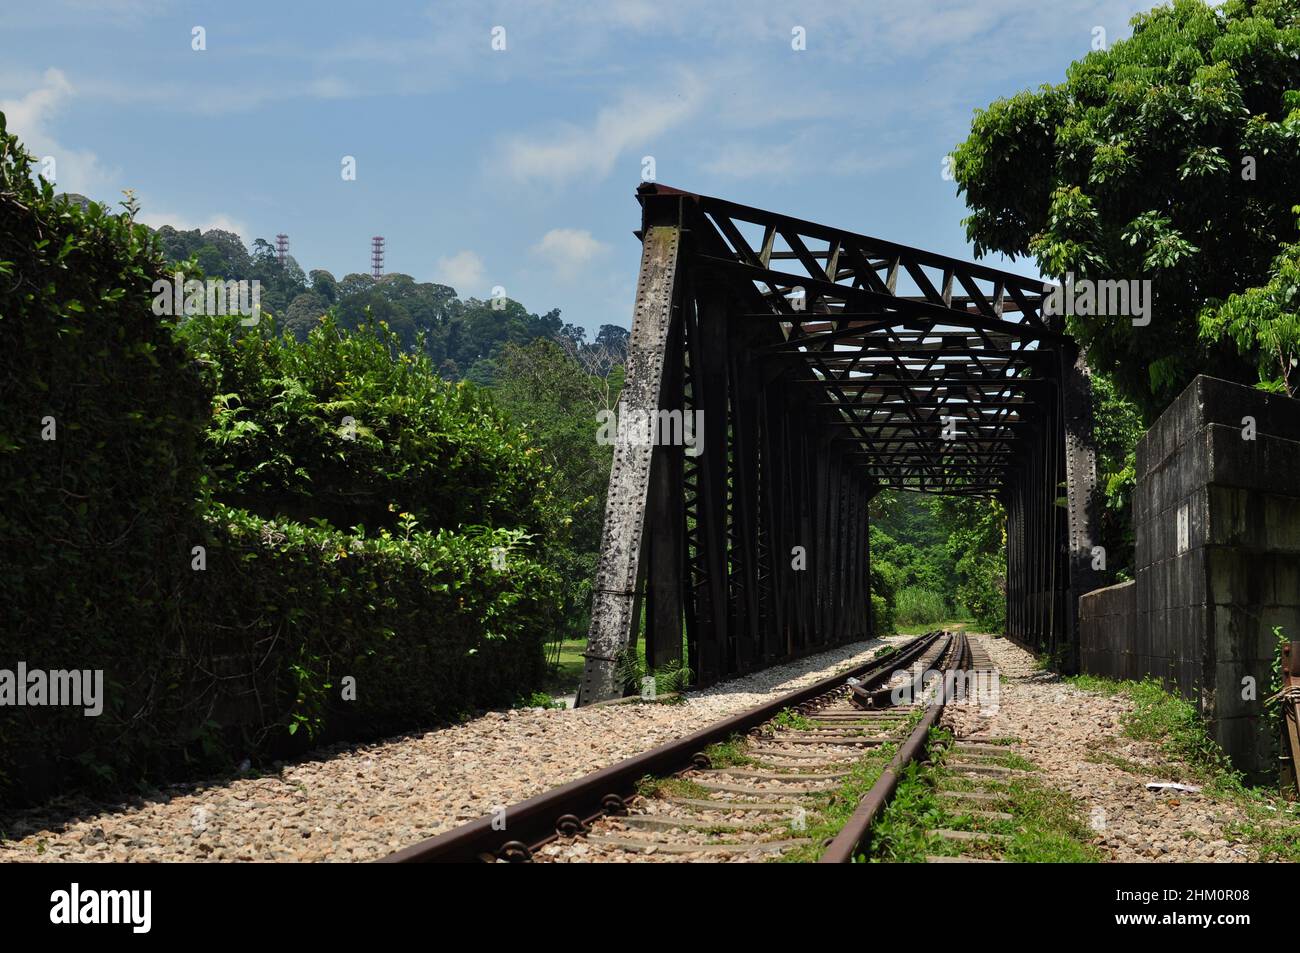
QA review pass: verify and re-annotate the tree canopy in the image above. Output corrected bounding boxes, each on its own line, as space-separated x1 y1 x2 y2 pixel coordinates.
152 224 625 384
954 0 1300 414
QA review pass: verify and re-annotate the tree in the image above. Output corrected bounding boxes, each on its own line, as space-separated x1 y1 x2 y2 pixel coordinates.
309 269 338 303
176 312 558 539
283 290 329 341
953 0 1300 416
493 339 621 638
1200 205 1300 395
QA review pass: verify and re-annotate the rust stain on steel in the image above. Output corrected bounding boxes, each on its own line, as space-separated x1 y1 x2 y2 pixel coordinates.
381 635 935 864
820 633 970 863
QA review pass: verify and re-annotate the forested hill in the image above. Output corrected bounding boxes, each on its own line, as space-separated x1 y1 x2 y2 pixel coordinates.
59 201 629 386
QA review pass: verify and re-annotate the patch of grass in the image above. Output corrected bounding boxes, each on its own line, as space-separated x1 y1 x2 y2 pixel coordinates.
1066 675 1242 794
1067 673 1125 695
997 752 1037 772
1066 673 1300 859
636 775 710 800
870 734 1098 863
770 708 814 732
867 757 953 862
892 620 970 637
703 736 754 768
1226 813 1300 862
1084 748 1149 776
513 691 566 710
998 778 1100 863
543 638 587 695
895 587 949 626
774 742 899 863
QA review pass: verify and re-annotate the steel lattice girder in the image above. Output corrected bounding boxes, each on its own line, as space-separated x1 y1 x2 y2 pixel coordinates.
577 184 1103 705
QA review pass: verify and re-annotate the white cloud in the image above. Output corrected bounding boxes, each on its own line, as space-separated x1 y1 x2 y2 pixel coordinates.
135 207 250 237
434 250 486 294
495 69 705 185
0 67 114 195
531 228 609 279
703 140 800 179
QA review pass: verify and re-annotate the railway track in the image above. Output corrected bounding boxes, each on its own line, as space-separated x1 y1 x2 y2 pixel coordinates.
384 629 989 863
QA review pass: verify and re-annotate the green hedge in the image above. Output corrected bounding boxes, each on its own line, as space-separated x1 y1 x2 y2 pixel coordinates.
0 502 561 801
192 504 561 739
0 115 211 800
0 114 567 805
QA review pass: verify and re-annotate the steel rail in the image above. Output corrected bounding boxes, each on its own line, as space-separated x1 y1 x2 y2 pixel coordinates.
850 630 955 708
820 633 971 863
381 631 946 863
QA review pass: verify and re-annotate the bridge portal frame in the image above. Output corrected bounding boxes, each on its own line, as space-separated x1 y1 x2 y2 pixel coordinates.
578 185 1102 705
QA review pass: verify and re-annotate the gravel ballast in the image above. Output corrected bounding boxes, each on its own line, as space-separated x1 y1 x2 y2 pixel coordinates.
0 636 898 862
944 633 1259 863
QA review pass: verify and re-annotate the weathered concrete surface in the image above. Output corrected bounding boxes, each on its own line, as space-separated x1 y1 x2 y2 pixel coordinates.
1079 579 1136 678
1079 375 1300 780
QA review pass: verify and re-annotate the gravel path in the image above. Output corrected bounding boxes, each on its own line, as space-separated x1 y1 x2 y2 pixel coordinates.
945 633 1258 862
0 636 899 862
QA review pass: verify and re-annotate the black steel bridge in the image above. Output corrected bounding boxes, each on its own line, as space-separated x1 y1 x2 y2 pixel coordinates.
578 184 1103 705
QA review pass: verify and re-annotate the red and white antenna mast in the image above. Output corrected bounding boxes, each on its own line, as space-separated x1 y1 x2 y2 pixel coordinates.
275 233 289 267
371 236 385 279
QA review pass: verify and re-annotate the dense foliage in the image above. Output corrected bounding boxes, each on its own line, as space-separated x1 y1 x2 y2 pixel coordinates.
0 116 564 804
0 115 211 800
870 492 1006 632
953 0 1300 414
155 224 629 384
491 338 622 638
1091 371 1147 578
192 505 560 745
177 311 557 538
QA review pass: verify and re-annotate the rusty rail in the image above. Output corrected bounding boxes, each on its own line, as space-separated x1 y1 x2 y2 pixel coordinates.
381 631 946 863
820 632 971 863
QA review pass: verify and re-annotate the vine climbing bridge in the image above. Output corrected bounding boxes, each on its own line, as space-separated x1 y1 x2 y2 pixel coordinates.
577 184 1103 705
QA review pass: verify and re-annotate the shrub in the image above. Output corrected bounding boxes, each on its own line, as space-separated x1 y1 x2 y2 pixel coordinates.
871 593 896 637
956 551 1007 632
188 505 563 745
0 115 568 804
0 116 210 800
176 310 560 540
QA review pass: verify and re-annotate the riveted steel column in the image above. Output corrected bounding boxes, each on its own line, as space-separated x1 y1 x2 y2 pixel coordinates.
1060 341 1103 673
578 217 683 705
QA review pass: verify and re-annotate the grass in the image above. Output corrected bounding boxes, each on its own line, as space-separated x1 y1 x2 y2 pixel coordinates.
769 708 814 732
1067 674 1300 861
894 587 951 626
636 775 710 800
1066 675 1243 794
868 729 1099 863
543 637 588 696
542 636 687 699
892 619 972 637
702 736 754 768
774 742 899 863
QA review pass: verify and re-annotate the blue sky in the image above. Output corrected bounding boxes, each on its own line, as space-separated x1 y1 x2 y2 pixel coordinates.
0 0 1154 336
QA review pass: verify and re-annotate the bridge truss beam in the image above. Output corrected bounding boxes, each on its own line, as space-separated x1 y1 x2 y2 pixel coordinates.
578 185 1102 704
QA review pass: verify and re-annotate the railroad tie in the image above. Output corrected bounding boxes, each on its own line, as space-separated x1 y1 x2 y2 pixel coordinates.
583 834 814 856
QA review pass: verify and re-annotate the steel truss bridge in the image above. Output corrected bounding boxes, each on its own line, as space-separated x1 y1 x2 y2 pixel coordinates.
578 185 1103 705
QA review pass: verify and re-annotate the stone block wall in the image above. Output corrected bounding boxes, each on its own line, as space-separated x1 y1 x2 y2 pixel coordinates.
1079 375 1300 780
